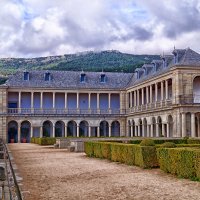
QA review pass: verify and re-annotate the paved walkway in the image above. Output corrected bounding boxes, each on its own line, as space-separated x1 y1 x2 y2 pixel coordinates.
8 143 200 200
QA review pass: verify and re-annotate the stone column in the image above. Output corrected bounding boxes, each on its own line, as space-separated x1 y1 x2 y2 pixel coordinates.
137 90 140 106
147 125 150 137
182 113 186 137
166 123 170 138
30 126 33 138
130 125 133 137
53 125 55 137
156 123 159 137
151 124 153 137
76 93 79 109
40 92 43 109
97 93 100 110
18 92 21 113
135 125 137 137
88 126 91 137
64 125 67 137
150 85 153 103
138 125 141 137
165 79 169 100
161 81 164 101
88 93 91 109
142 124 145 137
64 93 68 109
77 126 79 137
109 125 111 137
108 93 111 112
130 92 132 108
155 83 158 102
53 92 55 109
18 125 20 143
146 86 149 104
31 92 34 109
191 113 196 137
40 126 43 138
162 123 165 137
97 126 100 137
134 91 137 107
142 88 144 105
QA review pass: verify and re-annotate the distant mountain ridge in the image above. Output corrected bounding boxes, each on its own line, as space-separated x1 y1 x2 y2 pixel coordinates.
0 50 160 76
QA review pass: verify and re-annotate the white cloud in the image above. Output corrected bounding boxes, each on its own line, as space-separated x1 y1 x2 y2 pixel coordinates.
0 0 200 57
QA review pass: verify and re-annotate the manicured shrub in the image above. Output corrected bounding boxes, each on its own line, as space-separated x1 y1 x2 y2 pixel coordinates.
187 138 200 144
140 139 155 146
157 147 200 180
101 142 111 159
84 142 94 157
176 144 200 148
85 141 158 168
30 137 56 145
161 142 176 148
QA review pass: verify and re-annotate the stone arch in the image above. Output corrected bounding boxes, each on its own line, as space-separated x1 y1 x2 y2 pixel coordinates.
20 121 31 143
55 121 65 137
100 121 109 137
157 116 162 137
152 117 156 137
143 118 147 137
167 115 173 137
67 121 77 137
193 76 200 103
8 121 18 143
111 121 120 137
43 120 53 137
79 121 89 137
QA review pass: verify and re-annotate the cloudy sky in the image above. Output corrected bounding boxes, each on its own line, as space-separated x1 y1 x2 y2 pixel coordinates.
0 0 200 58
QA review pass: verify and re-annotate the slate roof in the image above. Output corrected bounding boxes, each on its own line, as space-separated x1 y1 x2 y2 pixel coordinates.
5 48 200 90
5 71 133 90
127 48 200 88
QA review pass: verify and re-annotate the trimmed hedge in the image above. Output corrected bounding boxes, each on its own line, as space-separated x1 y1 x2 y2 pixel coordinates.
187 138 200 144
84 141 158 168
157 147 200 180
31 137 56 145
140 139 155 146
130 139 188 145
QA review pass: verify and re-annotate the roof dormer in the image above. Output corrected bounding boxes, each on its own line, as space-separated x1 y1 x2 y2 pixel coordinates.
100 73 106 83
80 72 86 83
172 49 178 64
23 71 29 81
44 72 51 81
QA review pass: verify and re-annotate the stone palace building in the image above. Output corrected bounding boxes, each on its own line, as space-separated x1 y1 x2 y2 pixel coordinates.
1 47 200 143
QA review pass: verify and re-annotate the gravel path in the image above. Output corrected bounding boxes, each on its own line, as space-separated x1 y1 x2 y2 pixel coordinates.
8 143 200 200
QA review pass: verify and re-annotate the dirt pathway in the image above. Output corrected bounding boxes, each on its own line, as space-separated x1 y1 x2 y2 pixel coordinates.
8 144 200 200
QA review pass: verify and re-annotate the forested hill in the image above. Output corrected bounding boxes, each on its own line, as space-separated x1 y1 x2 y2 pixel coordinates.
0 50 160 75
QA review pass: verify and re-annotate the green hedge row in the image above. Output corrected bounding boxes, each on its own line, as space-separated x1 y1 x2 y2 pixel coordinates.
130 139 188 145
31 137 56 145
157 147 200 180
84 142 158 168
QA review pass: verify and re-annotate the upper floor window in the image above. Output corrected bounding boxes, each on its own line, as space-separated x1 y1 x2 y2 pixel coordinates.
80 73 86 83
100 74 106 83
44 72 51 81
23 72 29 81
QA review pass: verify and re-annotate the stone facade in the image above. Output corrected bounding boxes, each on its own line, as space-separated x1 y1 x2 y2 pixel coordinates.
2 47 200 143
